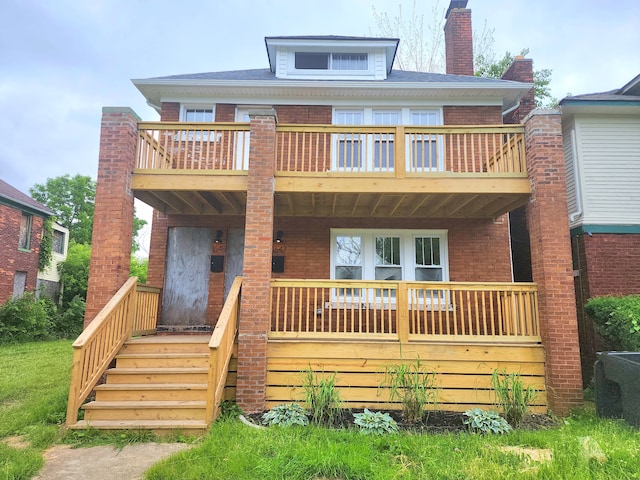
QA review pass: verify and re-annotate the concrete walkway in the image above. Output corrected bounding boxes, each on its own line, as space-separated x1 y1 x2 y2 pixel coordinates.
34 443 191 480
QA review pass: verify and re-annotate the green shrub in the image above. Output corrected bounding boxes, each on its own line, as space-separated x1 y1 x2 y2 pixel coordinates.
58 242 91 307
51 295 85 339
353 409 398 435
0 293 53 343
463 408 512 434
262 403 309 427
301 369 343 426
383 359 438 424
491 369 536 427
585 295 640 351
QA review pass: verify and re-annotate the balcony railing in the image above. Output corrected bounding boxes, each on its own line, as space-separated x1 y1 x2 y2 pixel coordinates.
136 122 526 177
270 280 540 343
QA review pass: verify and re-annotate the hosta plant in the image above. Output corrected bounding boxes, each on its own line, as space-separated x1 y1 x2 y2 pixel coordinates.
262 403 309 427
353 409 399 435
463 408 512 434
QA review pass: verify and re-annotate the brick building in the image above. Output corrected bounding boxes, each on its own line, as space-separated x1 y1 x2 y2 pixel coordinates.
67 1 583 432
0 179 52 304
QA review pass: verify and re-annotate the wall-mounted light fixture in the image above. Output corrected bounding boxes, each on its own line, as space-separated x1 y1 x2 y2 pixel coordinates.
211 229 225 272
272 230 285 272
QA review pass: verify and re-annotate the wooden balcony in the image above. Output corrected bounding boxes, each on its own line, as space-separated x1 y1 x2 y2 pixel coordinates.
133 122 530 218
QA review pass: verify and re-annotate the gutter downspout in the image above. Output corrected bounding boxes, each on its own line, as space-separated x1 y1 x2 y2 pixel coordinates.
569 128 583 222
501 100 521 118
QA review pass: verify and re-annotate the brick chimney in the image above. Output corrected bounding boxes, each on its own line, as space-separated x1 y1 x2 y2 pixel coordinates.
444 0 474 76
501 55 535 124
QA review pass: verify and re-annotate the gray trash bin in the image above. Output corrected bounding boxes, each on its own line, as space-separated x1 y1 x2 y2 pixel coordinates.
594 352 640 427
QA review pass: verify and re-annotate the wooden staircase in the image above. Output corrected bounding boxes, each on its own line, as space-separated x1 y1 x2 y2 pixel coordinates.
70 335 212 434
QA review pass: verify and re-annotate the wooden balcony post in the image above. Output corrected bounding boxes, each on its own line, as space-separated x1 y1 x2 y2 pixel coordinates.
395 126 406 178
397 282 409 342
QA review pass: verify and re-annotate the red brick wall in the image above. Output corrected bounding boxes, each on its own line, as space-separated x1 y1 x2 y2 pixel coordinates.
443 106 502 125
524 111 582 414
160 102 180 122
582 233 640 297
444 7 473 76
85 108 138 326
501 58 535 124
274 105 332 124
0 205 44 303
215 104 236 122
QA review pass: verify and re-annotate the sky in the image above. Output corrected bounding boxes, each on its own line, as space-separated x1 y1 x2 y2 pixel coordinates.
1 0 638 252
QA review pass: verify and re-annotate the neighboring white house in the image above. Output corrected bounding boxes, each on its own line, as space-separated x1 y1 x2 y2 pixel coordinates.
560 73 640 380
37 222 69 302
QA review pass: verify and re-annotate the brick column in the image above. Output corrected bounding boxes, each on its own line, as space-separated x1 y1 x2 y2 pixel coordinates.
236 110 277 413
524 110 583 414
84 107 139 326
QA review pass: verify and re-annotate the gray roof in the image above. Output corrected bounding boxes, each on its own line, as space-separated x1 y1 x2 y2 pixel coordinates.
264 35 399 42
143 68 523 86
561 73 640 105
0 179 53 217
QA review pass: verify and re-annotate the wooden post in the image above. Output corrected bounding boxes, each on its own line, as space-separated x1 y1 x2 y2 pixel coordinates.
395 126 406 178
397 282 409 343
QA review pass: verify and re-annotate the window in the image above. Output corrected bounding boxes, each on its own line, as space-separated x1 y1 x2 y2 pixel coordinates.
18 213 32 250
184 108 214 122
294 52 368 71
52 230 65 255
13 271 27 299
332 108 442 172
331 229 448 285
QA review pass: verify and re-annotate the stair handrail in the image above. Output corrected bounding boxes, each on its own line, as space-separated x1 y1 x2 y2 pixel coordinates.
206 276 242 424
66 276 139 426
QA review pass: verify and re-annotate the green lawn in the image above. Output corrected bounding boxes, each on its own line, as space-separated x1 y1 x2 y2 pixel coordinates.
144 411 640 480
0 340 73 480
2 341 640 480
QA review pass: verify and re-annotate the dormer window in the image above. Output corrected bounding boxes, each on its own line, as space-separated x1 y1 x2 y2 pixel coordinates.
294 52 368 71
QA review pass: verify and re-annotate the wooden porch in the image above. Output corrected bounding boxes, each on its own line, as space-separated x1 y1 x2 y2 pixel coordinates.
66 276 546 432
132 123 530 219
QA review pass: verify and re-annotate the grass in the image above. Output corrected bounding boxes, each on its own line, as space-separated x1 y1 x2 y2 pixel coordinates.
0 340 73 480
2 341 640 480
146 411 640 479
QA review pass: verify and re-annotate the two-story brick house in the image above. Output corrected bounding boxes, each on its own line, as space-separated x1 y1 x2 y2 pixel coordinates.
67 1 583 433
0 179 53 304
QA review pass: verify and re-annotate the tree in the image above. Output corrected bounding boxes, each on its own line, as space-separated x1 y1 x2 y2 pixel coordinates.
58 242 91 307
30 174 95 245
370 2 555 107
30 174 147 252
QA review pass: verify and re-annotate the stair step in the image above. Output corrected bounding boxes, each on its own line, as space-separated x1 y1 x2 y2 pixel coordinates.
69 419 208 434
83 400 206 421
115 353 209 368
105 368 208 384
121 335 210 354
94 383 207 402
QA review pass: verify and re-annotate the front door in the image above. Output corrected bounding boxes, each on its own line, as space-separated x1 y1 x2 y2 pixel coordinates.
224 228 245 301
161 227 211 326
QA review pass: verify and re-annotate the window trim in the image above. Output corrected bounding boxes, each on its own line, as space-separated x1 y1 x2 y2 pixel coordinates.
180 105 215 123
330 228 449 283
18 213 32 251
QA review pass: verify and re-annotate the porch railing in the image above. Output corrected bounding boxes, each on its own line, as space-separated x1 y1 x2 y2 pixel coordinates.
136 122 251 171
275 124 526 176
270 280 540 343
66 279 160 425
135 122 526 177
206 276 242 424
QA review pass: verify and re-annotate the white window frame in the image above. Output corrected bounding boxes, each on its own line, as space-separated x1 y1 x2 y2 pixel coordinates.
330 228 449 305
332 108 443 172
289 50 372 77
180 105 215 123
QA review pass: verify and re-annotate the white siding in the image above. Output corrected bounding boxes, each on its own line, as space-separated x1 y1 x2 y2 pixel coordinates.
562 121 579 228
575 115 640 225
373 49 386 80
